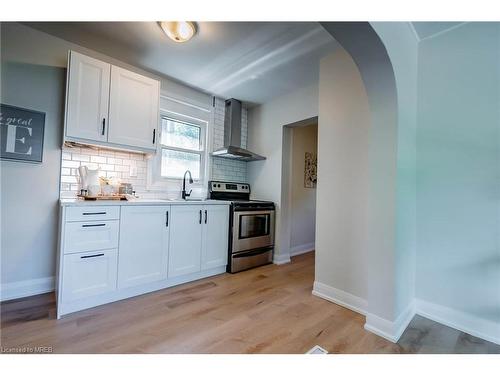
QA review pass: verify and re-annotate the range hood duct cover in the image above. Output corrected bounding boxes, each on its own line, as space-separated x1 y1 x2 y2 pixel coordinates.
211 98 266 162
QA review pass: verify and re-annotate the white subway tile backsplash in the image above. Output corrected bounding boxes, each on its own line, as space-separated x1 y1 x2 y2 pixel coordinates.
60 145 149 197
72 154 90 162
90 155 106 164
61 160 80 169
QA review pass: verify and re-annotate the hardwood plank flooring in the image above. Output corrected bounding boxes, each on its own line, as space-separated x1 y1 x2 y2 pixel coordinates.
1 252 499 354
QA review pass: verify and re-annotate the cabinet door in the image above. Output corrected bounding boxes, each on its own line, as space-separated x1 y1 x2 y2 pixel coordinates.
201 205 229 270
62 249 118 302
168 205 202 278
118 206 169 289
108 66 159 150
65 51 110 142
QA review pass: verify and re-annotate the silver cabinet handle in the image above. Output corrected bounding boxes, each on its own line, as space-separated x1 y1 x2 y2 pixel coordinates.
204 210 207 224
82 223 106 228
199 210 202 224
101 118 106 135
166 211 169 227
82 212 106 216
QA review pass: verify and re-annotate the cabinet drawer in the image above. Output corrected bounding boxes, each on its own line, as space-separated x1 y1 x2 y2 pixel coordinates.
63 220 119 254
62 249 118 302
65 206 120 222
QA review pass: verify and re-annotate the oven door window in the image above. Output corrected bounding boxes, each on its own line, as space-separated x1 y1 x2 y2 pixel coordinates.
239 214 270 239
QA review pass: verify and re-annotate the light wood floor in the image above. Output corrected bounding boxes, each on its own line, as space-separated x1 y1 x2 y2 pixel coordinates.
1 252 499 354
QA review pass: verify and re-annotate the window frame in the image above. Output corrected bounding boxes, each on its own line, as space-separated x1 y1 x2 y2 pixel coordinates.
159 115 206 181
146 93 212 193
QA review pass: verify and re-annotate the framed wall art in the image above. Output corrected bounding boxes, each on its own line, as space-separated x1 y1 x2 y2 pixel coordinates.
0 104 46 163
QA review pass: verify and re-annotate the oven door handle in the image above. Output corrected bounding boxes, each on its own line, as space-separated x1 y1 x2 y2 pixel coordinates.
233 247 273 258
233 210 274 216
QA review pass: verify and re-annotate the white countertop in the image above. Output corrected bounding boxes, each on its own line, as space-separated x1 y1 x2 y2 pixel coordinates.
59 198 231 207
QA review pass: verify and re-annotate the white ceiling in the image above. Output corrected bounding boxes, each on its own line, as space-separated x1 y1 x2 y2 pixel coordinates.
26 22 339 106
410 22 466 41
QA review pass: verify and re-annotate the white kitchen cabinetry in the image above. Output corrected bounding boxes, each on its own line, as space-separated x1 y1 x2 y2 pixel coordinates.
108 66 160 150
118 206 170 289
168 205 203 278
64 50 159 153
63 220 119 254
169 205 229 277
202 205 229 270
62 249 118 302
57 202 229 318
65 51 110 143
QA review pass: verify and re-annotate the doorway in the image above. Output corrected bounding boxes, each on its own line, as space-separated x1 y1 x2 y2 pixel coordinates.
280 117 318 260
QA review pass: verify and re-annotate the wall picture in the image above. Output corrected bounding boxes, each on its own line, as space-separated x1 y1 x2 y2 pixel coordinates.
0 104 45 163
304 151 317 188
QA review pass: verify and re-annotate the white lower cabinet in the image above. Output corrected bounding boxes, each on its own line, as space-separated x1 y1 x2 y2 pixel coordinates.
117 206 170 288
202 205 229 270
168 205 203 278
62 249 118 302
168 205 229 277
63 220 119 254
57 203 229 317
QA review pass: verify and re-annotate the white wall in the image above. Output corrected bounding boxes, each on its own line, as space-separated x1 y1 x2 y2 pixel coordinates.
320 23 400 325
290 124 317 253
314 49 371 306
371 22 419 320
415 22 500 343
247 83 319 261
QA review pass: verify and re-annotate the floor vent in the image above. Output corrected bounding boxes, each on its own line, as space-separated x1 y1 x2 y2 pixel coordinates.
306 345 328 354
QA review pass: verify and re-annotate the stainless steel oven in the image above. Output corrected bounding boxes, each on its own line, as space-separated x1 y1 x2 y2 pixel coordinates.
208 181 275 273
230 206 275 272
233 209 274 253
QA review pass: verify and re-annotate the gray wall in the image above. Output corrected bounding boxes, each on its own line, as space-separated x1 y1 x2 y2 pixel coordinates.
416 23 500 325
1 61 65 290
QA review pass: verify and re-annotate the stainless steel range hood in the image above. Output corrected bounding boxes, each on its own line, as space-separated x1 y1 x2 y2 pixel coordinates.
211 99 266 162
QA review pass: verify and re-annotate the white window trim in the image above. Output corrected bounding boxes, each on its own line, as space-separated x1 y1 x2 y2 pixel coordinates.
146 94 212 194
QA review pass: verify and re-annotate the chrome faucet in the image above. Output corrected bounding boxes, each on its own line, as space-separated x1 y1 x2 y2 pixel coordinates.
182 170 194 200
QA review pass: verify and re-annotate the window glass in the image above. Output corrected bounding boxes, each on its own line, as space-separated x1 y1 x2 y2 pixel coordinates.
161 119 201 151
161 149 201 179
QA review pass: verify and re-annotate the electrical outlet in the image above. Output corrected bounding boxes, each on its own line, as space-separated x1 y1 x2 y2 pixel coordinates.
129 165 138 177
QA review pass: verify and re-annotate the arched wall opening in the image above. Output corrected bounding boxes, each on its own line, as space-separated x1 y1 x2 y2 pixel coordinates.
314 22 414 342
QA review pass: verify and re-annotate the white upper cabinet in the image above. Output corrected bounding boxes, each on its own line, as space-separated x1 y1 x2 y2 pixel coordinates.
168 205 203 278
201 205 229 270
108 66 160 150
118 206 170 289
64 51 160 153
65 51 110 142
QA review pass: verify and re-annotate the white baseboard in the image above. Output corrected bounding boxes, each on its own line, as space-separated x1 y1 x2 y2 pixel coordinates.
364 302 416 343
1 276 55 302
290 242 315 257
312 281 368 315
273 253 291 265
415 298 500 345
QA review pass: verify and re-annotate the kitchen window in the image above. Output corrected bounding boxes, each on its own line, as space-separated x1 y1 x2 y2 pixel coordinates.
160 117 205 180
147 94 210 191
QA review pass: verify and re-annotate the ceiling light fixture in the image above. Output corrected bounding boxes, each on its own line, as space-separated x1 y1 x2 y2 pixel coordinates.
159 21 196 43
